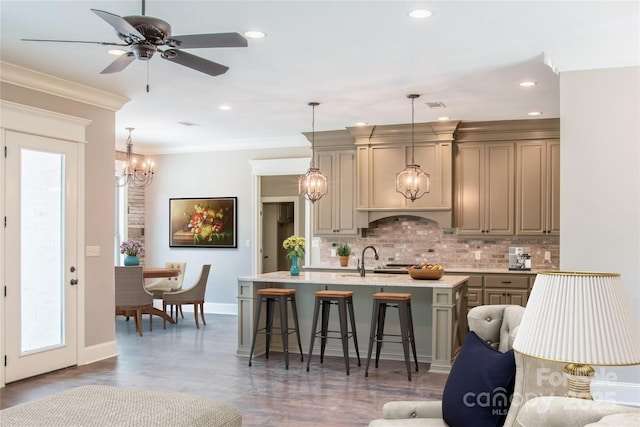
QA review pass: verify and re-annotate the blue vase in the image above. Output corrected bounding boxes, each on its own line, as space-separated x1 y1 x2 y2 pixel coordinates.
290 255 300 276
124 255 140 266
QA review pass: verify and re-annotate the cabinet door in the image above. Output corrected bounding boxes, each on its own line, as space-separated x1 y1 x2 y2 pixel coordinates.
546 140 561 235
334 150 359 234
314 150 361 236
485 143 515 234
369 145 406 208
506 290 528 307
516 139 560 236
484 289 507 305
314 152 336 235
409 143 452 209
456 144 484 234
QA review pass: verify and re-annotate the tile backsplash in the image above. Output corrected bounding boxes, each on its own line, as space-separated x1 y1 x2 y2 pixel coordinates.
317 216 559 270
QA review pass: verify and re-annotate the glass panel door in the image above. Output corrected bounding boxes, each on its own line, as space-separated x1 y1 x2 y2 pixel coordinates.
4 130 78 383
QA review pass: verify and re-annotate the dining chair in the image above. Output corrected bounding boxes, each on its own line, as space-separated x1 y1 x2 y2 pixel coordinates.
144 261 187 318
162 264 211 329
145 261 187 295
115 266 154 336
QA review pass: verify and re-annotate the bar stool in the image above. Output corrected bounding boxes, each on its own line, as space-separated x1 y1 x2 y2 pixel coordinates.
306 290 361 375
248 288 303 370
365 292 418 381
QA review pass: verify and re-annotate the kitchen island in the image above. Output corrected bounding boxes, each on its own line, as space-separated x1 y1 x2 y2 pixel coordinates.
237 271 468 373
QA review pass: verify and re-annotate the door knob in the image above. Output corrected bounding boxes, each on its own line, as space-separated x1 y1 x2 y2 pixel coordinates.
70 279 78 286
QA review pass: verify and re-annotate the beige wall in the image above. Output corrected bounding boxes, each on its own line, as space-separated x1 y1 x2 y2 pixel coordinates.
560 66 640 400
1 81 120 349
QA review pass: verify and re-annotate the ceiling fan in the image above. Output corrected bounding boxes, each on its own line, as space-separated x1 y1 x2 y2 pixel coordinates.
22 0 247 77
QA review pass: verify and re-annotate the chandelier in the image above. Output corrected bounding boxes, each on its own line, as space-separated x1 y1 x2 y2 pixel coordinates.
115 127 155 188
299 102 328 203
396 94 430 202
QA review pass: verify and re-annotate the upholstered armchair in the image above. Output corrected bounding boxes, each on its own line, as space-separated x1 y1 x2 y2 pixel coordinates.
369 304 639 427
369 304 525 427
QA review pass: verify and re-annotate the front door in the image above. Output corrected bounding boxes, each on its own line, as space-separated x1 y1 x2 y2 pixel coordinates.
4 130 78 383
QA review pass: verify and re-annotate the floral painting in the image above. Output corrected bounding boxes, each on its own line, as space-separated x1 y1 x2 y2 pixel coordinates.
169 197 237 248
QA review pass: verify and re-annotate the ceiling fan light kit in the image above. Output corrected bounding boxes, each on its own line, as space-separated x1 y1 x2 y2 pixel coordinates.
396 94 431 202
299 102 328 204
22 1 247 77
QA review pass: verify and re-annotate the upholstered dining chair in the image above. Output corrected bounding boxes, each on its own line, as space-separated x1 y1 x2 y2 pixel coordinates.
162 264 211 329
144 261 187 296
144 261 187 318
115 266 154 336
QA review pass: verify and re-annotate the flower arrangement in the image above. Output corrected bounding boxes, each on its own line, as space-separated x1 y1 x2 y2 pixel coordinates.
120 239 144 256
185 203 228 244
283 235 305 260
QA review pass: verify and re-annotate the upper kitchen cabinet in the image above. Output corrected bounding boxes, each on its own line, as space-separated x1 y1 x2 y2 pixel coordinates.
456 142 515 235
454 119 560 236
348 121 458 227
516 139 560 235
305 130 367 236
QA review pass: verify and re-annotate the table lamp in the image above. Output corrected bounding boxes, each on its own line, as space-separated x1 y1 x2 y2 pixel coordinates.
512 271 640 400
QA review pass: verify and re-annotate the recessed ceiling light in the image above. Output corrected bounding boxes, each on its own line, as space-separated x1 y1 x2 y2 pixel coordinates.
528 111 542 116
409 9 433 19
108 49 127 56
244 31 266 39
354 122 367 127
437 116 451 121
219 105 232 111
520 81 537 87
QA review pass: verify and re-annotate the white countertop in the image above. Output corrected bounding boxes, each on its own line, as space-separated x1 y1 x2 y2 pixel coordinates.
303 265 549 275
238 271 469 288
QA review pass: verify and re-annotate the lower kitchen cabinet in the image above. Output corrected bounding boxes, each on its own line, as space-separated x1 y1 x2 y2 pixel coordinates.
483 274 529 307
448 271 534 308
484 288 528 306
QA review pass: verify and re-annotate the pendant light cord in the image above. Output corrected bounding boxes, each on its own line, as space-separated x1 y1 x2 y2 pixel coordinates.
407 94 420 165
309 102 319 168
411 96 415 164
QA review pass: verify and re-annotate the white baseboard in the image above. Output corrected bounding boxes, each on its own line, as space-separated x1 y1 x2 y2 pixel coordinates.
80 340 118 365
591 380 640 407
154 301 237 315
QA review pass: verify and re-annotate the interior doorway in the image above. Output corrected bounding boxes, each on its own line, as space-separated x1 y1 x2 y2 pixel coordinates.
261 198 299 273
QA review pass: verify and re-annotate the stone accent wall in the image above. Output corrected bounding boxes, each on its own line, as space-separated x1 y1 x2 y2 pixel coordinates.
116 150 146 265
317 216 559 270
127 186 145 265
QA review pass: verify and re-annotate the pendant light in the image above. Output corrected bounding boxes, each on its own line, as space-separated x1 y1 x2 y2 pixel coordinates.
396 94 430 202
299 102 328 203
115 127 155 188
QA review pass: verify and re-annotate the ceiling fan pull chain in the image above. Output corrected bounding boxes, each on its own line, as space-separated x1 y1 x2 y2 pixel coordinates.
146 61 150 93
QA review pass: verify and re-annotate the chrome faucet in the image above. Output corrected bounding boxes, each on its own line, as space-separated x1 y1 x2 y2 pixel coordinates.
357 246 379 277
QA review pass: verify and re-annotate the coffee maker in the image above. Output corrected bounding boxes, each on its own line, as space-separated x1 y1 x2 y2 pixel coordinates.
508 247 531 270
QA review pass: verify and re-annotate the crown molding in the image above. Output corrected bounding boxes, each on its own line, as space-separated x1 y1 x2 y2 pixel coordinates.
0 61 129 112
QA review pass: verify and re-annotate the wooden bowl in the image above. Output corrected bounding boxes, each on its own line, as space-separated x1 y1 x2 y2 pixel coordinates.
408 268 444 280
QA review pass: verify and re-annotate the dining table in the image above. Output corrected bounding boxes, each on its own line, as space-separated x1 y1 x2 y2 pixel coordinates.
142 267 181 324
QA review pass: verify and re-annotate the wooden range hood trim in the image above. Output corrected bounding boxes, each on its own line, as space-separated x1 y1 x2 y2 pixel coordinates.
363 209 452 228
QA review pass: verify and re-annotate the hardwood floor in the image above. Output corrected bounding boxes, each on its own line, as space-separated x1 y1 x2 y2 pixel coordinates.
0 314 449 426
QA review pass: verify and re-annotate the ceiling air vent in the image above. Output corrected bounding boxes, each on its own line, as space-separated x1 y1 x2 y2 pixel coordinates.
178 121 200 126
425 101 446 109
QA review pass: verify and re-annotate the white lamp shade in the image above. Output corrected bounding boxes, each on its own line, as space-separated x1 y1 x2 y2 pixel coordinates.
513 271 640 366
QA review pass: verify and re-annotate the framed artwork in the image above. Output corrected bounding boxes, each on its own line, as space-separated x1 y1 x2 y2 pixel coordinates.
169 197 237 248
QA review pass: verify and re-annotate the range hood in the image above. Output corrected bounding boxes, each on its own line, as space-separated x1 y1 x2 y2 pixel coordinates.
365 210 452 228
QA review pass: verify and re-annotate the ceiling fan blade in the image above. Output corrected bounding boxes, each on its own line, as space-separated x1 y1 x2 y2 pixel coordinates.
161 49 229 76
21 38 129 46
100 53 136 74
91 9 145 41
168 32 247 49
